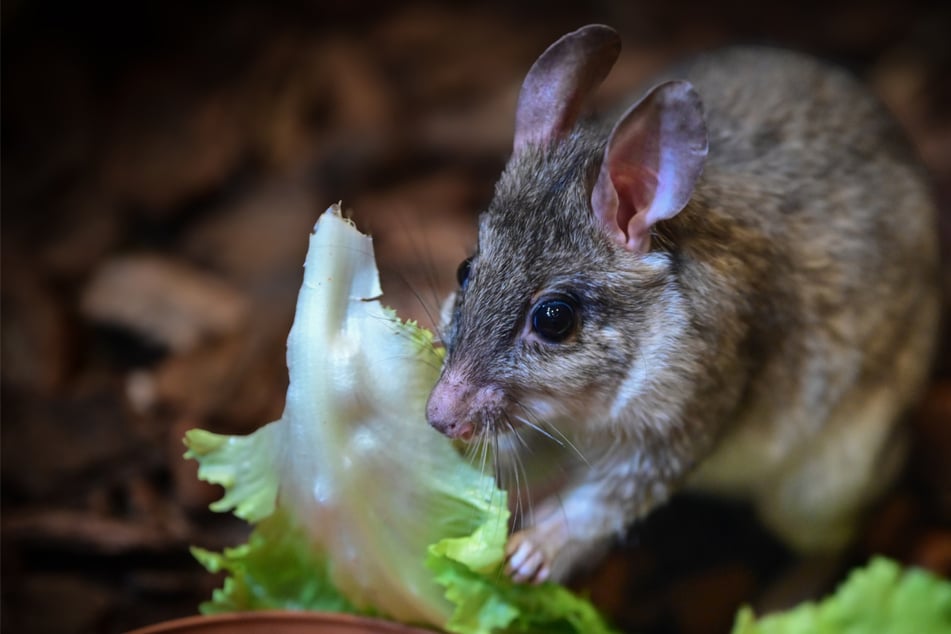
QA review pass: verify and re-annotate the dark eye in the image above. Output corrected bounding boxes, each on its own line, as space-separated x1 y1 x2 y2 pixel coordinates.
456 257 473 289
531 297 578 342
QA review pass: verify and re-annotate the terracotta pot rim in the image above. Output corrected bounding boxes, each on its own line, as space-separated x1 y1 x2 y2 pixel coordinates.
126 610 437 634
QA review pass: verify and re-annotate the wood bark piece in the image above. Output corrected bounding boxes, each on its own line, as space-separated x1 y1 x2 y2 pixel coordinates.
1 257 71 393
81 255 249 354
3 509 187 555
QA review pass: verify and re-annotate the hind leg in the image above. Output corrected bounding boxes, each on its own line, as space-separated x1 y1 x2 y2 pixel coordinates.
756 385 909 554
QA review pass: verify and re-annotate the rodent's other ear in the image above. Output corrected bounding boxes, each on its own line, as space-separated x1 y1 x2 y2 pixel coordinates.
591 80 708 252
514 24 621 153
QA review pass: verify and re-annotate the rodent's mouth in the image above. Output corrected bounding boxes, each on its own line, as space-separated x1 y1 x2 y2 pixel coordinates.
451 418 517 445
456 422 476 442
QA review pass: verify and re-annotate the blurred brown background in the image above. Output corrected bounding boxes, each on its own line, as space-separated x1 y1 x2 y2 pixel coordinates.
2 1 950 633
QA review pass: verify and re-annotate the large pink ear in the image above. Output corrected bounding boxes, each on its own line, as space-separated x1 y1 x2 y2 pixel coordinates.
591 80 708 252
513 25 621 152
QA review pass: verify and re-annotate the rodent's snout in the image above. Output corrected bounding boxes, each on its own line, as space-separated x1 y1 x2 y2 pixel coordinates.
426 373 505 441
427 376 475 440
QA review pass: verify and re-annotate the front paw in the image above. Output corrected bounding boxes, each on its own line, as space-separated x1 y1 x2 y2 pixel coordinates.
505 529 551 584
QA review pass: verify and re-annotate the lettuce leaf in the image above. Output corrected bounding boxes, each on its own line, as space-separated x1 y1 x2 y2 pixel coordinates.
185 205 617 634
190 510 357 615
732 557 951 634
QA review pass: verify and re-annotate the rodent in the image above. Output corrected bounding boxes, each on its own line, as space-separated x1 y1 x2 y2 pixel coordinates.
425 24 941 583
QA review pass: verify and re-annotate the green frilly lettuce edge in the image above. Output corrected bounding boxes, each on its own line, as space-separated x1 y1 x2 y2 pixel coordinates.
184 425 279 523
191 510 360 616
732 556 951 634
427 545 613 634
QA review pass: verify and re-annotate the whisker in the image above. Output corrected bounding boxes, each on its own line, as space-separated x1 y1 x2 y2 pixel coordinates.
492 426 522 529
512 415 563 446
544 421 588 462
499 415 537 530
468 431 482 466
487 427 512 557
542 422 590 467
479 427 492 487
378 267 442 336
391 207 449 327
510 398 591 466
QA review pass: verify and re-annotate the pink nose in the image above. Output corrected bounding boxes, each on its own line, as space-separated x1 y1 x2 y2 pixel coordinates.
427 376 474 439
427 373 504 440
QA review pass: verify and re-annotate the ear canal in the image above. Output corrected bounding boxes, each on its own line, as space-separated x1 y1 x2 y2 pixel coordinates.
591 80 708 252
513 24 622 152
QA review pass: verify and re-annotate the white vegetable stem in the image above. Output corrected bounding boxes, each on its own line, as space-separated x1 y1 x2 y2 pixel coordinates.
276 205 455 626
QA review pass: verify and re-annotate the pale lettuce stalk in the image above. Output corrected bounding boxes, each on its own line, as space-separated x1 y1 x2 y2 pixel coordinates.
186 205 616 634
